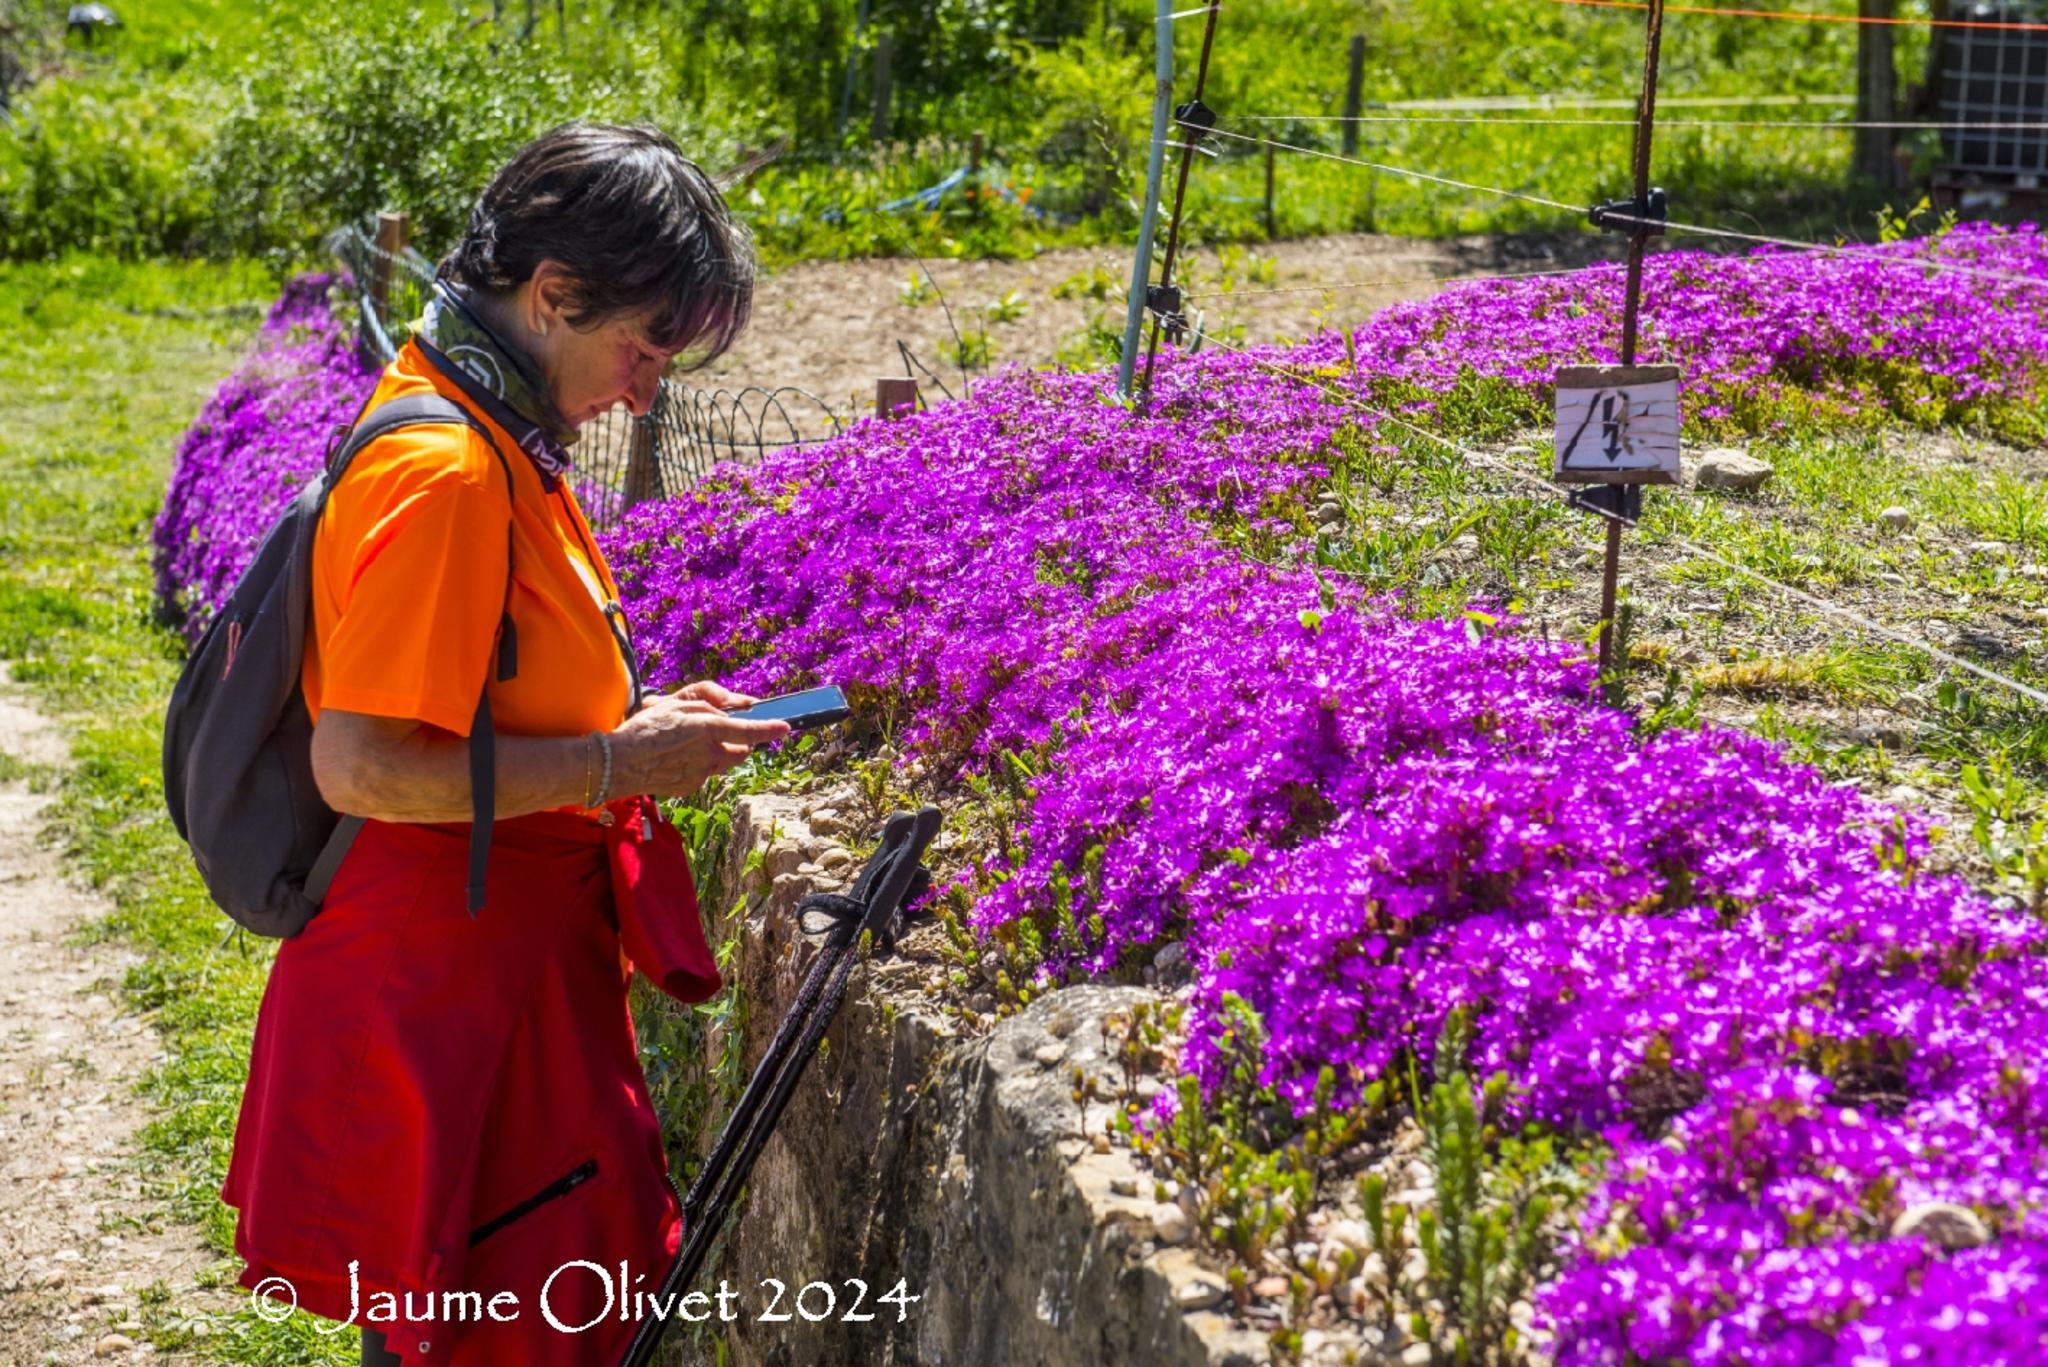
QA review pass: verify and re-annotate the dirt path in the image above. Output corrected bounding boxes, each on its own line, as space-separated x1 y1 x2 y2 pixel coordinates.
0 670 226 1364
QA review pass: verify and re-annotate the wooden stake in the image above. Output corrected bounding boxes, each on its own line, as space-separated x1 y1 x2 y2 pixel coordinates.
1594 0 1665 686
370 211 411 327
622 415 664 511
876 376 919 420
1343 35 1367 158
1854 0 1898 183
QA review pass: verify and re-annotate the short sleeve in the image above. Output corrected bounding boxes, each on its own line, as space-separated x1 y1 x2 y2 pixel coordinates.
317 440 512 737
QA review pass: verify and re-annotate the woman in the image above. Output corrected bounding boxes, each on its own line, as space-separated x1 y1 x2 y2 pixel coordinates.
220 123 789 1367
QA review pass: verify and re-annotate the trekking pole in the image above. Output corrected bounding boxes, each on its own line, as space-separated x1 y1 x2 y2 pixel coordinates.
618 805 941 1367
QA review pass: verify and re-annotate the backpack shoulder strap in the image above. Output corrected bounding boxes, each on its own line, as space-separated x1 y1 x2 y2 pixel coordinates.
306 391 522 917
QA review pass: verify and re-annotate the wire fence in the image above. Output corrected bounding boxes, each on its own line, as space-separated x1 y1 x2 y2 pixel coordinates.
328 216 845 531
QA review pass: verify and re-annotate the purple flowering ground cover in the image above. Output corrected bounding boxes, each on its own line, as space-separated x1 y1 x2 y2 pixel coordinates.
152 273 374 636
159 227 2048 1362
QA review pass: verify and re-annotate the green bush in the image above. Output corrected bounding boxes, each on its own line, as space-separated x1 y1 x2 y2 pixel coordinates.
194 13 709 258
0 75 218 258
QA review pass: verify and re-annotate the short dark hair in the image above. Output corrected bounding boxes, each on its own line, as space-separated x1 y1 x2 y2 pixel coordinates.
441 122 754 368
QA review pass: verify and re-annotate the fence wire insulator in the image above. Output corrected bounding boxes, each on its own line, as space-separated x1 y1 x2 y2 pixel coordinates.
1146 284 1189 345
1589 187 1669 237
1174 98 1218 144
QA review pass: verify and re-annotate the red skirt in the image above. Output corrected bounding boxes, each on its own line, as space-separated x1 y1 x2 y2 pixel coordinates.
222 797 720 1366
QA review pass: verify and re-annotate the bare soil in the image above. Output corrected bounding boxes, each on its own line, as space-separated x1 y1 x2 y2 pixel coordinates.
692 230 1605 419
0 670 228 1364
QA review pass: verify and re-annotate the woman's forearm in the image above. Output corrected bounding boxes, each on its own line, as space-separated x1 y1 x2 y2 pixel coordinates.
311 710 609 823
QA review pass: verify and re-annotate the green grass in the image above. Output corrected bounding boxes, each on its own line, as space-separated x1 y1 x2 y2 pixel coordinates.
0 255 355 1364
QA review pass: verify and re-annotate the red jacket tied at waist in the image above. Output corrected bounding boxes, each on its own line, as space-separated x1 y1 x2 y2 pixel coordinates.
222 796 718 1366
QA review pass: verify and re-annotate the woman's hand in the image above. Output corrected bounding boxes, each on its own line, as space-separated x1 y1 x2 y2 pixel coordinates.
613 694 789 797
668 679 759 710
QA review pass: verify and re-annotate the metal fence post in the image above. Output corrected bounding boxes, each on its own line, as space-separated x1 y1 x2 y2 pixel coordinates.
871 34 896 144
1116 0 1175 402
1343 35 1367 157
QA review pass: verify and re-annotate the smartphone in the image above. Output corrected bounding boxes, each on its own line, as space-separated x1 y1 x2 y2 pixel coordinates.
728 685 851 732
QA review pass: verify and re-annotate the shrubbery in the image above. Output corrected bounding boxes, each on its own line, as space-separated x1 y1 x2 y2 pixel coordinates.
0 75 218 258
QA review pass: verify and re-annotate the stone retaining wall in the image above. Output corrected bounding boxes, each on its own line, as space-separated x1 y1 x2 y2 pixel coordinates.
693 795 1274 1367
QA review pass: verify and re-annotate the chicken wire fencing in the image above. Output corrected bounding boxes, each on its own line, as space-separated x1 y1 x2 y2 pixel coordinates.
329 216 844 531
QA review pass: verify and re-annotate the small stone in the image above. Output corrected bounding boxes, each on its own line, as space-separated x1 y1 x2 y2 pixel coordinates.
1359 1251 1389 1286
1153 941 1186 973
1110 1177 1140 1198
1326 1217 1371 1253
1402 1343 1434 1367
1033 1042 1068 1068
1848 723 1907 749
967 991 996 1014
94 1337 135 1358
1090 1132 1111 1154
1253 1275 1290 1299
1402 1251 1430 1284
1337 1276 1368 1313
809 807 844 833
1960 630 2018 659
795 862 822 877
818 847 853 871
1878 505 1914 531
1694 449 1775 492
1404 1159 1433 1188
1174 1278 1227 1311
1891 1201 1990 1250
763 839 805 880
1153 1203 1191 1245
1970 541 2010 559
1292 1240 1320 1269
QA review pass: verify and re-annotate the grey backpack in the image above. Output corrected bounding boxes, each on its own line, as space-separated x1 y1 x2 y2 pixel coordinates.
162 394 517 937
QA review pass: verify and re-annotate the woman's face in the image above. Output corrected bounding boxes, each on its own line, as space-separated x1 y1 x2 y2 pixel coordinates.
519 262 680 428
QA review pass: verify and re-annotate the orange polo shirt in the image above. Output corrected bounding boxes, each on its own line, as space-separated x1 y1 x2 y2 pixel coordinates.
302 340 632 742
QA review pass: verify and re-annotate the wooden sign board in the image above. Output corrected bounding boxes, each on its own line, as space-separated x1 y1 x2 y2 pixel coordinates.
1553 364 1681 485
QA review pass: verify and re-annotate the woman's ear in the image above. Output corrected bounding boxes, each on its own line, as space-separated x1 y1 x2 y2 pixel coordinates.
527 260 576 338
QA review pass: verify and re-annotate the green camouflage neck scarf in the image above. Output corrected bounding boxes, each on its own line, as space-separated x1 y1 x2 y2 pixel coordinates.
417 280 580 473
